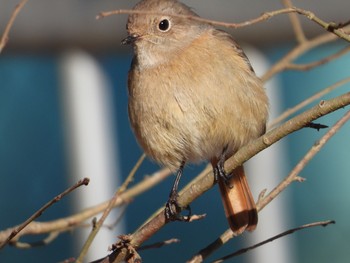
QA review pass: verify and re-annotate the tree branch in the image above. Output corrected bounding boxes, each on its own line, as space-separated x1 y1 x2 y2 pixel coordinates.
261 28 349 82
96 92 350 263
97 7 350 42
187 107 350 263
138 238 180 251
285 45 350 71
0 168 171 245
269 77 350 128
76 154 146 263
100 5 350 83
282 0 307 43
0 0 29 53
258 108 350 210
11 231 60 249
97 8 299 28
0 178 89 249
210 220 335 263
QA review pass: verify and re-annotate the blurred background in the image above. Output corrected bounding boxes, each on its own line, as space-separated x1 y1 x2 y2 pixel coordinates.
1 0 350 262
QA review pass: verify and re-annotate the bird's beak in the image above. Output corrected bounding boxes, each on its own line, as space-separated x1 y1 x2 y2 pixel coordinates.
121 34 140 45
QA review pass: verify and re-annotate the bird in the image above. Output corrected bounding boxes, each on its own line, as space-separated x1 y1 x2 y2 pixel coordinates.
122 0 269 235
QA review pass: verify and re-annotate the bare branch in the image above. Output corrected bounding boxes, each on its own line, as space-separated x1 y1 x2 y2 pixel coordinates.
286 45 350 71
188 214 207 222
0 0 29 53
76 154 146 263
104 205 128 230
258 108 350 211
97 7 350 42
11 231 60 249
96 92 350 263
138 238 180 251
269 77 350 128
97 8 298 28
0 178 90 249
282 0 307 43
186 107 350 261
186 230 239 263
261 29 349 82
0 168 171 245
210 220 335 263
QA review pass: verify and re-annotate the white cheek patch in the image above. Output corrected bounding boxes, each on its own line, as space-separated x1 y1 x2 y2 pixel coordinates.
135 41 164 68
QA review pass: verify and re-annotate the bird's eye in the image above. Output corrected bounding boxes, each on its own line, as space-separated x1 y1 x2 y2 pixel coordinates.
158 19 171 32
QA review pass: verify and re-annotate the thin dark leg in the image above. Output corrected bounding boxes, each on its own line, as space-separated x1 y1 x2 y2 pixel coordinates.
164 161 191 221
213 146 233 186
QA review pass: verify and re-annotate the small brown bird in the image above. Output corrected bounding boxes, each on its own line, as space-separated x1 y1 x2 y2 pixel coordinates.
123 0 268 235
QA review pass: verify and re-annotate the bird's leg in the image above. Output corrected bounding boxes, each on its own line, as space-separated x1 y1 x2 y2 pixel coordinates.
165 161 191 222
213 146 233 186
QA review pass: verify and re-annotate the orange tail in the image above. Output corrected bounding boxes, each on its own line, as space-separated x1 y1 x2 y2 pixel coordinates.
218 165 258 235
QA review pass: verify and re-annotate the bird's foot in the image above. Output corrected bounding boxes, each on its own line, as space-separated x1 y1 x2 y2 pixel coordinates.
213 161 233 188
165 193 191 222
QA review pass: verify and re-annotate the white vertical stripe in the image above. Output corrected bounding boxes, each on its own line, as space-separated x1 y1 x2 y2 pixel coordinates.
245 47 295 263
59 50 124 261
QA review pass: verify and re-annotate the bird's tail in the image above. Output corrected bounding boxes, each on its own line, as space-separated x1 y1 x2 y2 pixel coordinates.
218 165 258 235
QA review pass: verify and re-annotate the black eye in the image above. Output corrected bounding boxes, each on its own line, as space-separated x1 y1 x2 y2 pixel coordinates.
158 19 171 32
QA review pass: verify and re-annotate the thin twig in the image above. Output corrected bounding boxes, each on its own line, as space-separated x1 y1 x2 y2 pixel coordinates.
261 28 348 82
0 178 90 249
119 154 146 193
286 45 350 71
0 168 172 245
269 77 350 128
11 231 60 249
282 0 307 43
97 8 297 28
105 205 128 230
210 220 335 263
186 229 238 263
138 238 180 251
291 9 350 42
97 7 350 42
258 108 350 211
76 154 146 263
188 214 207 222
0 0 29 53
